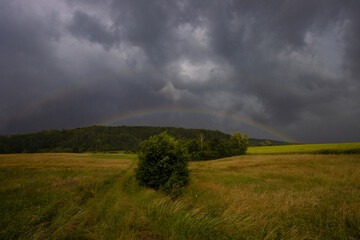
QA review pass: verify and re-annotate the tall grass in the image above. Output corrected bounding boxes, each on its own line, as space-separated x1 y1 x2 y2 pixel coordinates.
187 154 360 239
1 153 360 239
0 153 131 239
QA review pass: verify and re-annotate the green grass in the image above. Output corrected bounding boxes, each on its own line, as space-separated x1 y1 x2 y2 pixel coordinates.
83 153 139 161
248 142 360 154
1 152 360 239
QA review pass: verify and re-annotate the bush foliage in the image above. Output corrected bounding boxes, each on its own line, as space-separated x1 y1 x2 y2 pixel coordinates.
135 132 190 195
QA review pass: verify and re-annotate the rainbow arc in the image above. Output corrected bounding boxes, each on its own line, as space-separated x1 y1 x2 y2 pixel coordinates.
99 107 296 143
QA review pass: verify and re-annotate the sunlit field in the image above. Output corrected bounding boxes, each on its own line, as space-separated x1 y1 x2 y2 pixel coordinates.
248 142 360 154
1 152 360 239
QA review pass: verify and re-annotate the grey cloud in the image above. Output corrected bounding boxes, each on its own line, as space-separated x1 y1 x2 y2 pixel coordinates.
343 1 360 79
110 0 174 64
159 81 196 103
109 0 209 65
68 10 120 49
0 0 359 143
2 71 166 134
0 1 63 128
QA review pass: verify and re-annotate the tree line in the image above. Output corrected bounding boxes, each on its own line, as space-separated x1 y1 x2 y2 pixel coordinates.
180 132 249 160
0 126 231 154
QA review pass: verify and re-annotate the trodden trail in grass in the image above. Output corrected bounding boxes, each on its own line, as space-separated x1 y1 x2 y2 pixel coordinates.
0 153 132 239
67 155 239 239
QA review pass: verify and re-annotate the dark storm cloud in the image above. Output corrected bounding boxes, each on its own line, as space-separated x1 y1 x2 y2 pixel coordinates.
0 0 63 128
343 1 360 79
0 0 359 143
110 0 183 65
68 10 119 49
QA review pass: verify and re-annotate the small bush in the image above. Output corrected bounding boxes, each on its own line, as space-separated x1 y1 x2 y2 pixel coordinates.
135 132 190 196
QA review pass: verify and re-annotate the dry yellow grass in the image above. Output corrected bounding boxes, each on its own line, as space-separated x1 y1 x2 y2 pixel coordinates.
186 154 360 239
0 153 131 169
1 153 360 239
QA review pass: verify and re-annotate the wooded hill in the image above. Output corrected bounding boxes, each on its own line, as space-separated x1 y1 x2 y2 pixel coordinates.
0 125 289 154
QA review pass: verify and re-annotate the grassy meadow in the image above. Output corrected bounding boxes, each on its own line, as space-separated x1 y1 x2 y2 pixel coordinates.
1 151 360 239
248 142 360 154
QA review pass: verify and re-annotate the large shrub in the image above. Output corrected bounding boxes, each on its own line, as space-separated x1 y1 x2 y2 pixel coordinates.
135 132 190 195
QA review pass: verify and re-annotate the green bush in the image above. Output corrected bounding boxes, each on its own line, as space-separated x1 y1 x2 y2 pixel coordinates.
230 133 249 155
135 132 190 195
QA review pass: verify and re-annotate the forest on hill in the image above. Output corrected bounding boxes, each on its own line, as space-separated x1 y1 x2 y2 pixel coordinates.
0 126 289 156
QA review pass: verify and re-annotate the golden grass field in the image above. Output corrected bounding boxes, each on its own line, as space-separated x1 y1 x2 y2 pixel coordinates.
1 152 360 239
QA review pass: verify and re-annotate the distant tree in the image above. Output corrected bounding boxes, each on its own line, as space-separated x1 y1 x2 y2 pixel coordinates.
260 140 272 146
199 133 205 150
135 132 190 196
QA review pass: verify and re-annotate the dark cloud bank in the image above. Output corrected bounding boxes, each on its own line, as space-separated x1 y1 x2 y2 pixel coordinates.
1 0 359 143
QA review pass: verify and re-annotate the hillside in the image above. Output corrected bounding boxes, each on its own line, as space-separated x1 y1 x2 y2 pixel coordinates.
0 125 289 154
0 126 229 153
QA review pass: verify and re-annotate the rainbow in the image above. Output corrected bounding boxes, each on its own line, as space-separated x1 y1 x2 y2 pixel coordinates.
99 107 297 143
14 67 296 144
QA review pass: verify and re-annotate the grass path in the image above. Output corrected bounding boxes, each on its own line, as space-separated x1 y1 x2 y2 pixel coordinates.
0 153 132 239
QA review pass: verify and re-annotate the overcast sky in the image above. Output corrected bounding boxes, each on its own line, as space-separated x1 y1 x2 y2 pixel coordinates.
1 0 359 143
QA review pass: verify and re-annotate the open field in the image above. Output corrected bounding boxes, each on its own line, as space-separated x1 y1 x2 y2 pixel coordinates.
1 152 360 239
248 142 360 154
